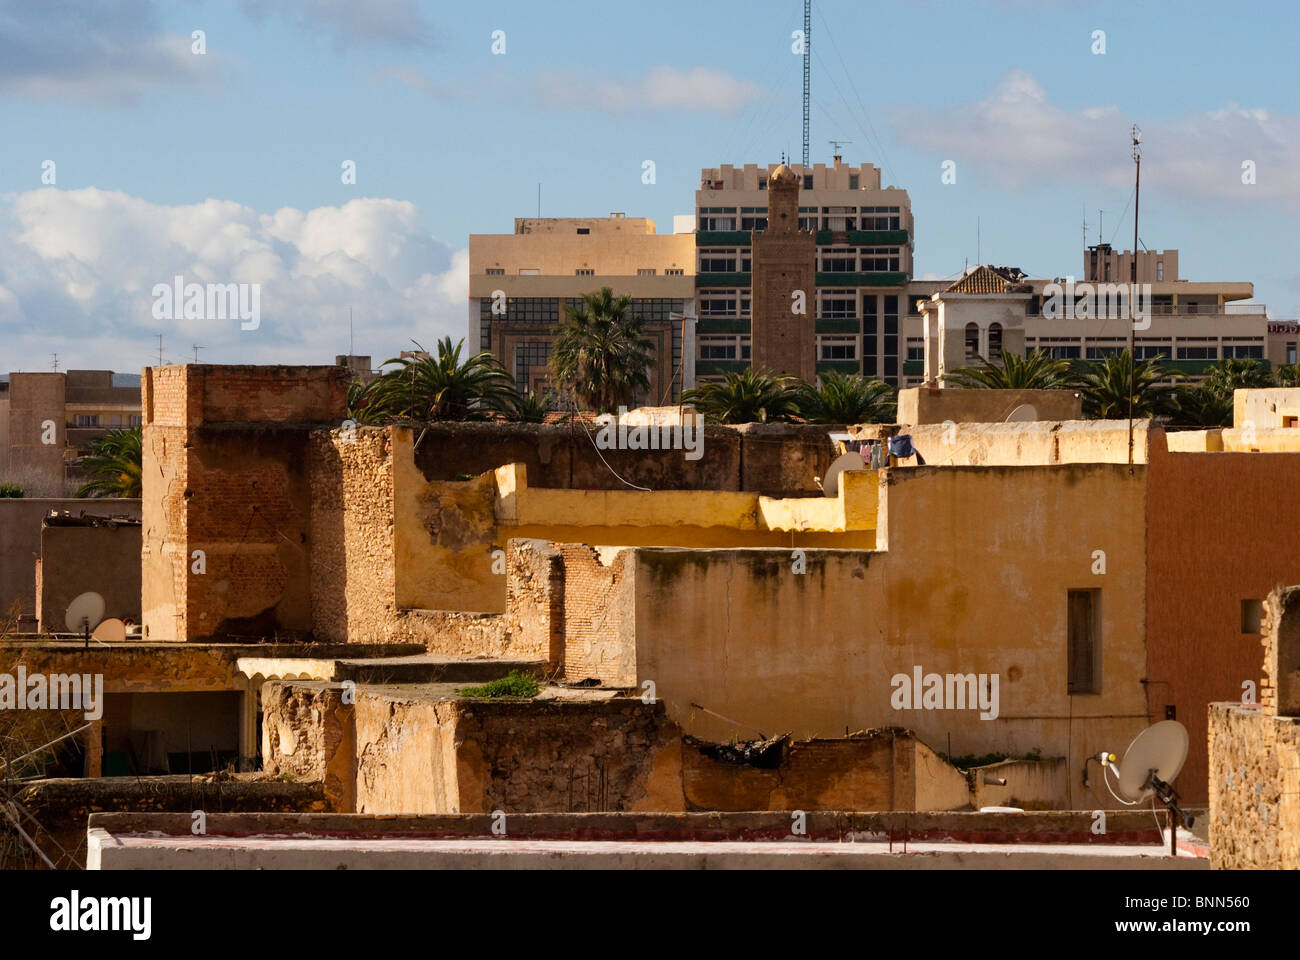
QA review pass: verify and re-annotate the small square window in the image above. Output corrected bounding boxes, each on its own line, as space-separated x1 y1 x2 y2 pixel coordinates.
576 228 590 234
1241 599 1263 634
803 175 813 190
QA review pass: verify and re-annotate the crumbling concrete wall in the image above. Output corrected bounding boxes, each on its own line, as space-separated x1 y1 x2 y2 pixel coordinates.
37 520 141 632
261 681 356 811
681 729 972 812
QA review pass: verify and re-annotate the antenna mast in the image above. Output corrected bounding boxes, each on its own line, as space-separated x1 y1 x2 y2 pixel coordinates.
802 0 810 169
1127 124 1141 467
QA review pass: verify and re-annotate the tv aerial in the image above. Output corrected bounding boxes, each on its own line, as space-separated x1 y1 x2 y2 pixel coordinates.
1086 720 1193 854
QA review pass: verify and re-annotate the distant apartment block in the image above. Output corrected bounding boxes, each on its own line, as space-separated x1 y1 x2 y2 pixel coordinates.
0 370 142 495
468 214 696 403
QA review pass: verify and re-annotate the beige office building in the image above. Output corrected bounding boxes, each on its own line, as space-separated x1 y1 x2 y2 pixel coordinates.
468 215 696 403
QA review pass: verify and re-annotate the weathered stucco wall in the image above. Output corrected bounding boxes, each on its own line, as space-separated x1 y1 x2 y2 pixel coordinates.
889 419 1158 468
611 463 1149 810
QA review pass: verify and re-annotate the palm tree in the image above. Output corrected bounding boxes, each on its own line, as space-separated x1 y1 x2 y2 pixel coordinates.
943 349 1077 390
548 287 651 412
76 427 143 498
682 368 802 424
1277 364 1300 388
797 372 896 424
357 337 518 421
1077 350 1181 419
1199 356 1274 396
1175 386 1235 427
505 390 550 423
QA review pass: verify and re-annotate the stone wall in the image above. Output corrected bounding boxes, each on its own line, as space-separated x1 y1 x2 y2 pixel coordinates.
1208 702 1300 869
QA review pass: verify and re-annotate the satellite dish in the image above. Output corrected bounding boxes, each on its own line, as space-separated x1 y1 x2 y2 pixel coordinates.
1005 404 1039 422
1118 720 1188 802
822 452 866 497
92 618 126 643
64 591 105 634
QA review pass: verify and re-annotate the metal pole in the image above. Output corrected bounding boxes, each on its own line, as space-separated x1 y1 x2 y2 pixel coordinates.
1127 126 1141 466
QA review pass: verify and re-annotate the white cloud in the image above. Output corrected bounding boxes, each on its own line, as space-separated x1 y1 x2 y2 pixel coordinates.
0 188 469 371
891 70 1300 208
241 0 436 49
532 66 762 114
0 0 218 105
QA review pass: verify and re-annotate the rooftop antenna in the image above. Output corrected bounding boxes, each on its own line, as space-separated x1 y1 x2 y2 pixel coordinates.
828 139 852 162
1127 123 1141 467
50 353 58 372
1081 203 1089 252
977 216 981 264
191 344 203 363
537 182 541 218
157 334 164 367
802 0 810 168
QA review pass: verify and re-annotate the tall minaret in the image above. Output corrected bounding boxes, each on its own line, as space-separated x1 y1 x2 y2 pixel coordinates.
750 164 816 382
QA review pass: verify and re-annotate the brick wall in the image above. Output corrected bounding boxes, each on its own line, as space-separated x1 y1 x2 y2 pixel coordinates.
141 365 348 641
558 544 637 686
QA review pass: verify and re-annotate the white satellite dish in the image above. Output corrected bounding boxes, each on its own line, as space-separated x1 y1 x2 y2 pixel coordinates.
64 591 106 634
92 618 126 643
1117 720 1188 803
1005 404 1039 422
822 452 866 497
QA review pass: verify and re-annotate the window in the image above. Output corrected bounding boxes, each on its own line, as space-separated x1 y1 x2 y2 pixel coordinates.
699 297 738 317
699 337 737 360
1224 344 1264 359
821 248 856 272
75 414 100 427
740 337 751 360
513 341 551 392
1176 343 1218 361
698 251 738 273
577 228 590 235
965 323 979 361
848 174 859 190
575 269 594 276
1156 261 1164 281
819 297 856 319
485 267 504 276
803 175 813 190
1241 599 1263 634
519 268 540 275
665 268 684 276
758 178 767 190
637 268 656 277
700 214 737 231
988 322 1003 362
1289 342 1297 365
861 247 901 272
1068 589 1101 694
740 208 768 231
906 338 924 361
819 337 857 361
129 415 143 427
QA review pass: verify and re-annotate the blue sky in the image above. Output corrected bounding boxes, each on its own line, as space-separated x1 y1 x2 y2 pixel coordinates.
1 0 1297 372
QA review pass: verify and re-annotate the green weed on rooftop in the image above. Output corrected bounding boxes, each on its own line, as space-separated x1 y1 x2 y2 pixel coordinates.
457 670 540 699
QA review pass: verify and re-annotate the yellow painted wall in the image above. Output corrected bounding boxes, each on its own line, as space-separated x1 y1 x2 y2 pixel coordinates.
623 463 1150 810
